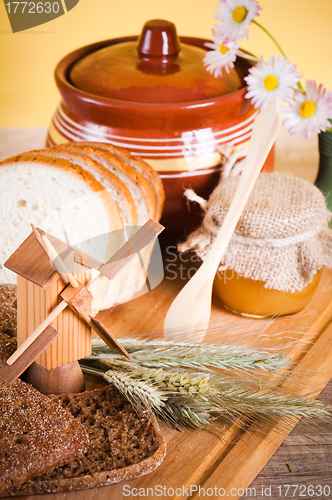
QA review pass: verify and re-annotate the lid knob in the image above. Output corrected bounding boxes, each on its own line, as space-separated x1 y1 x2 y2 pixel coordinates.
137 19 181 58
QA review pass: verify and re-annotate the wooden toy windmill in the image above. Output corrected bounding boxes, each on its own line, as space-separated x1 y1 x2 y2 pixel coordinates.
0 220 163 394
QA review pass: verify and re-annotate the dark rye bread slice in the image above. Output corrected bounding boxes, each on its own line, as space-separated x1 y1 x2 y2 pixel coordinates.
0 285 17 339
0 379 89 494
0 332 16 366
5 385 166 496
0 285 17 366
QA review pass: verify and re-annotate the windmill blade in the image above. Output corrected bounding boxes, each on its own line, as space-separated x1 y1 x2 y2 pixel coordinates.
97 219 164 281
32 225 81 289
74 248 102 270
73 312 132 360
0 326 60 384
89 317 133 360
7 301 68 367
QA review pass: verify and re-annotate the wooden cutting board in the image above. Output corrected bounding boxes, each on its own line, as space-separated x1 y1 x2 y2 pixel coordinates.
15 262 332 500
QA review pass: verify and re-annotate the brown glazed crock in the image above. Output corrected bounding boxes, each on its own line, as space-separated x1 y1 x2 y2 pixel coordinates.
47 19 274 244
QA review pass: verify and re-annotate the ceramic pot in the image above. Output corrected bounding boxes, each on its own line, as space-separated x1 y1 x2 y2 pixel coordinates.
47 19 274 243
315 121 332 214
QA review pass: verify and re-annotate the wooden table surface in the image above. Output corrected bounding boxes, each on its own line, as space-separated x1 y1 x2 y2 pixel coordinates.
0 128 331 499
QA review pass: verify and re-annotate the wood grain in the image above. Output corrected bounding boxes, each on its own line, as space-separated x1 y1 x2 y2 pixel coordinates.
25 360 85 395
191 319 332 499
4 232 58 289
93 265 332 500
251 381 332 499
16 268 92 369
60 282 93 313
0 325 60 384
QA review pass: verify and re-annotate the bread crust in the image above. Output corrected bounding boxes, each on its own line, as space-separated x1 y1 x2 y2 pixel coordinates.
82 142 165 220
59 144 155 221
3 385 166 496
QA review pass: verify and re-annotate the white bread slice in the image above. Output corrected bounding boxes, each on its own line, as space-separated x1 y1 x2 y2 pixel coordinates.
23 148 138 227
70 142 165 220
0 147 164 312
59 143 155 223
0 153 122 288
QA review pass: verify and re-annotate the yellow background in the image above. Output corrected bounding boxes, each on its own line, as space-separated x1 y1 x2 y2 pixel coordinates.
0 0 331 127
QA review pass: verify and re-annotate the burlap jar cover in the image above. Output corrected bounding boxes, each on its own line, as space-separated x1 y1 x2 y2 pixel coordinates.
179 172 332 292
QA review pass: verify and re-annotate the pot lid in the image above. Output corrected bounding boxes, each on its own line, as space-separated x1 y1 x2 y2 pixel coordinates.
69 19 250 104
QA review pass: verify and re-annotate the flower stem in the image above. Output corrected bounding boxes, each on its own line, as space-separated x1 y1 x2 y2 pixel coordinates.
252 20 287 58
252 20 305 94
237 50 259 62
296 81 306 93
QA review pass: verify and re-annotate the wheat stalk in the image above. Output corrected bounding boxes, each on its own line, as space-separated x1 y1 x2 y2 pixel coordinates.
80 338 330 435
95 360 330 434
90 337 290 374
103 363 216 431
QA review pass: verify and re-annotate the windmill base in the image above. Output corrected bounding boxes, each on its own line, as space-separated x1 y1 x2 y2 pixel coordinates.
26 360 85 395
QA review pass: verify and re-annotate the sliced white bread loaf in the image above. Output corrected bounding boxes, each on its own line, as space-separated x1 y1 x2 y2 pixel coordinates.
0 146 164 312
36 144 164 308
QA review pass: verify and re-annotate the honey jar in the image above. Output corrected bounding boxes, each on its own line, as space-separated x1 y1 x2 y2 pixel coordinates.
179 172 332 318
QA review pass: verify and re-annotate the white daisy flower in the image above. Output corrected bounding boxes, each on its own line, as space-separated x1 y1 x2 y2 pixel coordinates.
215 0 261 42
244 55 300 110
204 37 240 76
283 80 332 139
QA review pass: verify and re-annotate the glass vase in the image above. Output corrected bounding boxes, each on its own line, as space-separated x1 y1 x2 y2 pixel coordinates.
315 121 332 214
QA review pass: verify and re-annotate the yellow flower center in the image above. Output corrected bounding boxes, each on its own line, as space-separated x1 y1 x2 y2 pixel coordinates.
219 44 230 55
232 6 248 23
300 100 316 118
263 75 279 91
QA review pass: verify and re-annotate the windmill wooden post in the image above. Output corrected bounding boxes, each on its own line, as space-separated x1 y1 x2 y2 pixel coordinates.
4 230 92 394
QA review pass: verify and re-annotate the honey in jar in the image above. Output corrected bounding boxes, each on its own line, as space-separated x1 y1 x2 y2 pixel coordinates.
214 269 322 318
